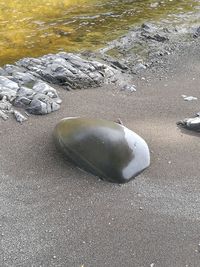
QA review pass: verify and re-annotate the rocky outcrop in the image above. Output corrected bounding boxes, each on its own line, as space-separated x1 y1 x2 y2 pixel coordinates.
99 23 200 74
0 52 126 122
2 23 197 123
16 53 117 89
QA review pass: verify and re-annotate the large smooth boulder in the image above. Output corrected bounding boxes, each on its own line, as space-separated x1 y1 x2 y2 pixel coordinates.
53 117 150 183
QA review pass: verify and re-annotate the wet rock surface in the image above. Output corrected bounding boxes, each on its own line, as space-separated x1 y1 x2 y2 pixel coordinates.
53 117 150 183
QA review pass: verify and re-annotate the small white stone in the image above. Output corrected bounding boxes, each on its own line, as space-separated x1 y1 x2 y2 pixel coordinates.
182 95 198 101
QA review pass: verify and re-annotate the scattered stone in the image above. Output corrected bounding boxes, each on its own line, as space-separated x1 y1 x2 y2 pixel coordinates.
13 110 27 123
182 95 198 101
121 84 136 92
0 110 9 121
197 243 200 253
177 117 200 132
193 26 200 38
132 63 147 74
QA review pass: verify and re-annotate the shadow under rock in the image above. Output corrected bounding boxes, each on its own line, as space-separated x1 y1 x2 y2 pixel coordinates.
176 124 200 138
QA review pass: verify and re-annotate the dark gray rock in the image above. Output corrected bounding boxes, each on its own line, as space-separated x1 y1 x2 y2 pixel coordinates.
26 93 60 115
193 26 200 38
0 110 9 121
16 53 115 89
54 117 150 183
142 33 169 42
0 71 63 121
13 110 27 123
177 117 200 132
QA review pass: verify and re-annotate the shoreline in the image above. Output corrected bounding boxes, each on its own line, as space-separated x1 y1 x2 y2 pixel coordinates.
0 22 199 123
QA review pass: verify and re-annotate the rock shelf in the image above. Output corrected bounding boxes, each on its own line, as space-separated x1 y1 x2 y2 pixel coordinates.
0 53 122 122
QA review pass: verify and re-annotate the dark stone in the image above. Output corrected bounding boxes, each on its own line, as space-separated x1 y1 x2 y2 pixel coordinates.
193 27 200 38
143 33 169 42
53 117 150 183
177 117 200 132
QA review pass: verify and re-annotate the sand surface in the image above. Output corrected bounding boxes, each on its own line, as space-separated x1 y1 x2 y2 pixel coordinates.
1 43 200 267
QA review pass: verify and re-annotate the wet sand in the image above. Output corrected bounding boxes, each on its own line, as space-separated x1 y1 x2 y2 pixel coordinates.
1 42 200 266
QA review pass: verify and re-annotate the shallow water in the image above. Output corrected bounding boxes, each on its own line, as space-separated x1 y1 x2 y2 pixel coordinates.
0 0 199 65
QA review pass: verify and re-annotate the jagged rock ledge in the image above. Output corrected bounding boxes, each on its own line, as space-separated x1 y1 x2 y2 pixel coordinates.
0 53 135 122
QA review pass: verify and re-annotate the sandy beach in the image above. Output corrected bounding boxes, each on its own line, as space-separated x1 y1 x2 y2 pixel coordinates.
1 41 200 266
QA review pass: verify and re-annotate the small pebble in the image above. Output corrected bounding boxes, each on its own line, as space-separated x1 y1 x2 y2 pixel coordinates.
198 243 200 252
182 95 198 101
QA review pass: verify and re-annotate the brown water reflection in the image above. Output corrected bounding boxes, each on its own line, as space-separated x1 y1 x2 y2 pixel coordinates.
0 0 199 65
